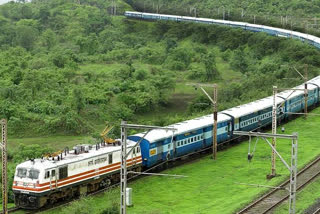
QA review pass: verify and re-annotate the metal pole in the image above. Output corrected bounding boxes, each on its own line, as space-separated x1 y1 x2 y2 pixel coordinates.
233 130 298 214
119 123 176 213
270 86 277 178
120 121 127 214
304 64 308 119
213 84 218 160
1 119 8 214
289 133 298 214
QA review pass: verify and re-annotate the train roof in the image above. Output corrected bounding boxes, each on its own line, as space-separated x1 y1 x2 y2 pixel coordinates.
222 76 320 119
132 113 231 143
126 11 320 46
16 140 137 170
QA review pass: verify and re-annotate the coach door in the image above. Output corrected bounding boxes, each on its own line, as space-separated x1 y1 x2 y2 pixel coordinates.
227 121 232 138
50 168 58 190
173 137 177 157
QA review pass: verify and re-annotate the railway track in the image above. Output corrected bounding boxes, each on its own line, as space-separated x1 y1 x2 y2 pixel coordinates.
312 207 320 214
237 155 320 214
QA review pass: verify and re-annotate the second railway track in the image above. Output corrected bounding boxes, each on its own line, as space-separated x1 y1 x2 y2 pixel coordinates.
237 155 320 214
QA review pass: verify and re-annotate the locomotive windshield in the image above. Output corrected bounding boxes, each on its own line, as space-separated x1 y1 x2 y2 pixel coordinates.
28 169 40 179
16 168 40 179
17 168 27 178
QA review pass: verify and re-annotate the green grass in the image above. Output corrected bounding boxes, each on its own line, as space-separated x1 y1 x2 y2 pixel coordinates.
42 107 320 214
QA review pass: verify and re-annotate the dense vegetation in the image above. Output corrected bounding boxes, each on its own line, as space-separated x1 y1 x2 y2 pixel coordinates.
0 0 320 137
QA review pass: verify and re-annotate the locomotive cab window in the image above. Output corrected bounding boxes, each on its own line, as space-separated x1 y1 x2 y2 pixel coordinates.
17 168 27 178
29 169 40 180
59 166 68 180
45 171 50 179
108 153 113 164
52 170 56 177
137 147 140 153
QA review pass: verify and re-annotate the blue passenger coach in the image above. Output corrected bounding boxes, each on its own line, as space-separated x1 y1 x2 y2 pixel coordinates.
128 114 232 168
124 11 320 50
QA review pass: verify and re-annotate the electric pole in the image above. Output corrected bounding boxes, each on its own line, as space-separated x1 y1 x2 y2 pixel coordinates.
120 121 127 214
1 119 8 214
304 64 308 119
234 131 298 214
190 83 218 160
213 84 218 160
120 122 177 214
270 86 277 178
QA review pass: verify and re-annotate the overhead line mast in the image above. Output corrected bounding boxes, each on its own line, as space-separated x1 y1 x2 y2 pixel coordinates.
1 119 8 214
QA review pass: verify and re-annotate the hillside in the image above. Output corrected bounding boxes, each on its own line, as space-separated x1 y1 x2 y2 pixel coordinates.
1 0 319 138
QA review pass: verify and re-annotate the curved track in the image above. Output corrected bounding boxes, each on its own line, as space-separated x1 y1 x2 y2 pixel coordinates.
237 156 320 214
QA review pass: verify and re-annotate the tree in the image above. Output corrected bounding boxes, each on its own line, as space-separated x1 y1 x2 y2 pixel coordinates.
202 51 219 81
72 88 85 114
15 25 38 50
231 48 248 73
41 29 57 50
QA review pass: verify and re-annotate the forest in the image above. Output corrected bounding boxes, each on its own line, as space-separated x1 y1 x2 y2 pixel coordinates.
0 0 320 206
0 0 320 137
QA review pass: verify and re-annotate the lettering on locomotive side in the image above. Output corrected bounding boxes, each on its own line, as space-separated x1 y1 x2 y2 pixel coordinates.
88 157 108 166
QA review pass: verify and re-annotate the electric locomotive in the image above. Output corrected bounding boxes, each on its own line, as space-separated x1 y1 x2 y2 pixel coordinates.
13 141 142 209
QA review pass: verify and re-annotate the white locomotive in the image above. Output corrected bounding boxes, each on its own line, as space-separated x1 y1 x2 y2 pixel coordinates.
12 141 142 209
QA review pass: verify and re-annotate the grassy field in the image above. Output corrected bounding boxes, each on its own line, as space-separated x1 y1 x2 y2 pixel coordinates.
41 107 320 214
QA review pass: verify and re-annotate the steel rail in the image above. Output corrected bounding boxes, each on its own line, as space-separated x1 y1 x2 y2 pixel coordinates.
237 155 320 214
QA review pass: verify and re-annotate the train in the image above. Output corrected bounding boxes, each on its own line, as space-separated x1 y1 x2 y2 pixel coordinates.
124 11 320 50
13 141 143 208
12 11 320 209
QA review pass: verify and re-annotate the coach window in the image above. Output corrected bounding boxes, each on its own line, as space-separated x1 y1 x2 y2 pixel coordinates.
108 153 113 164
